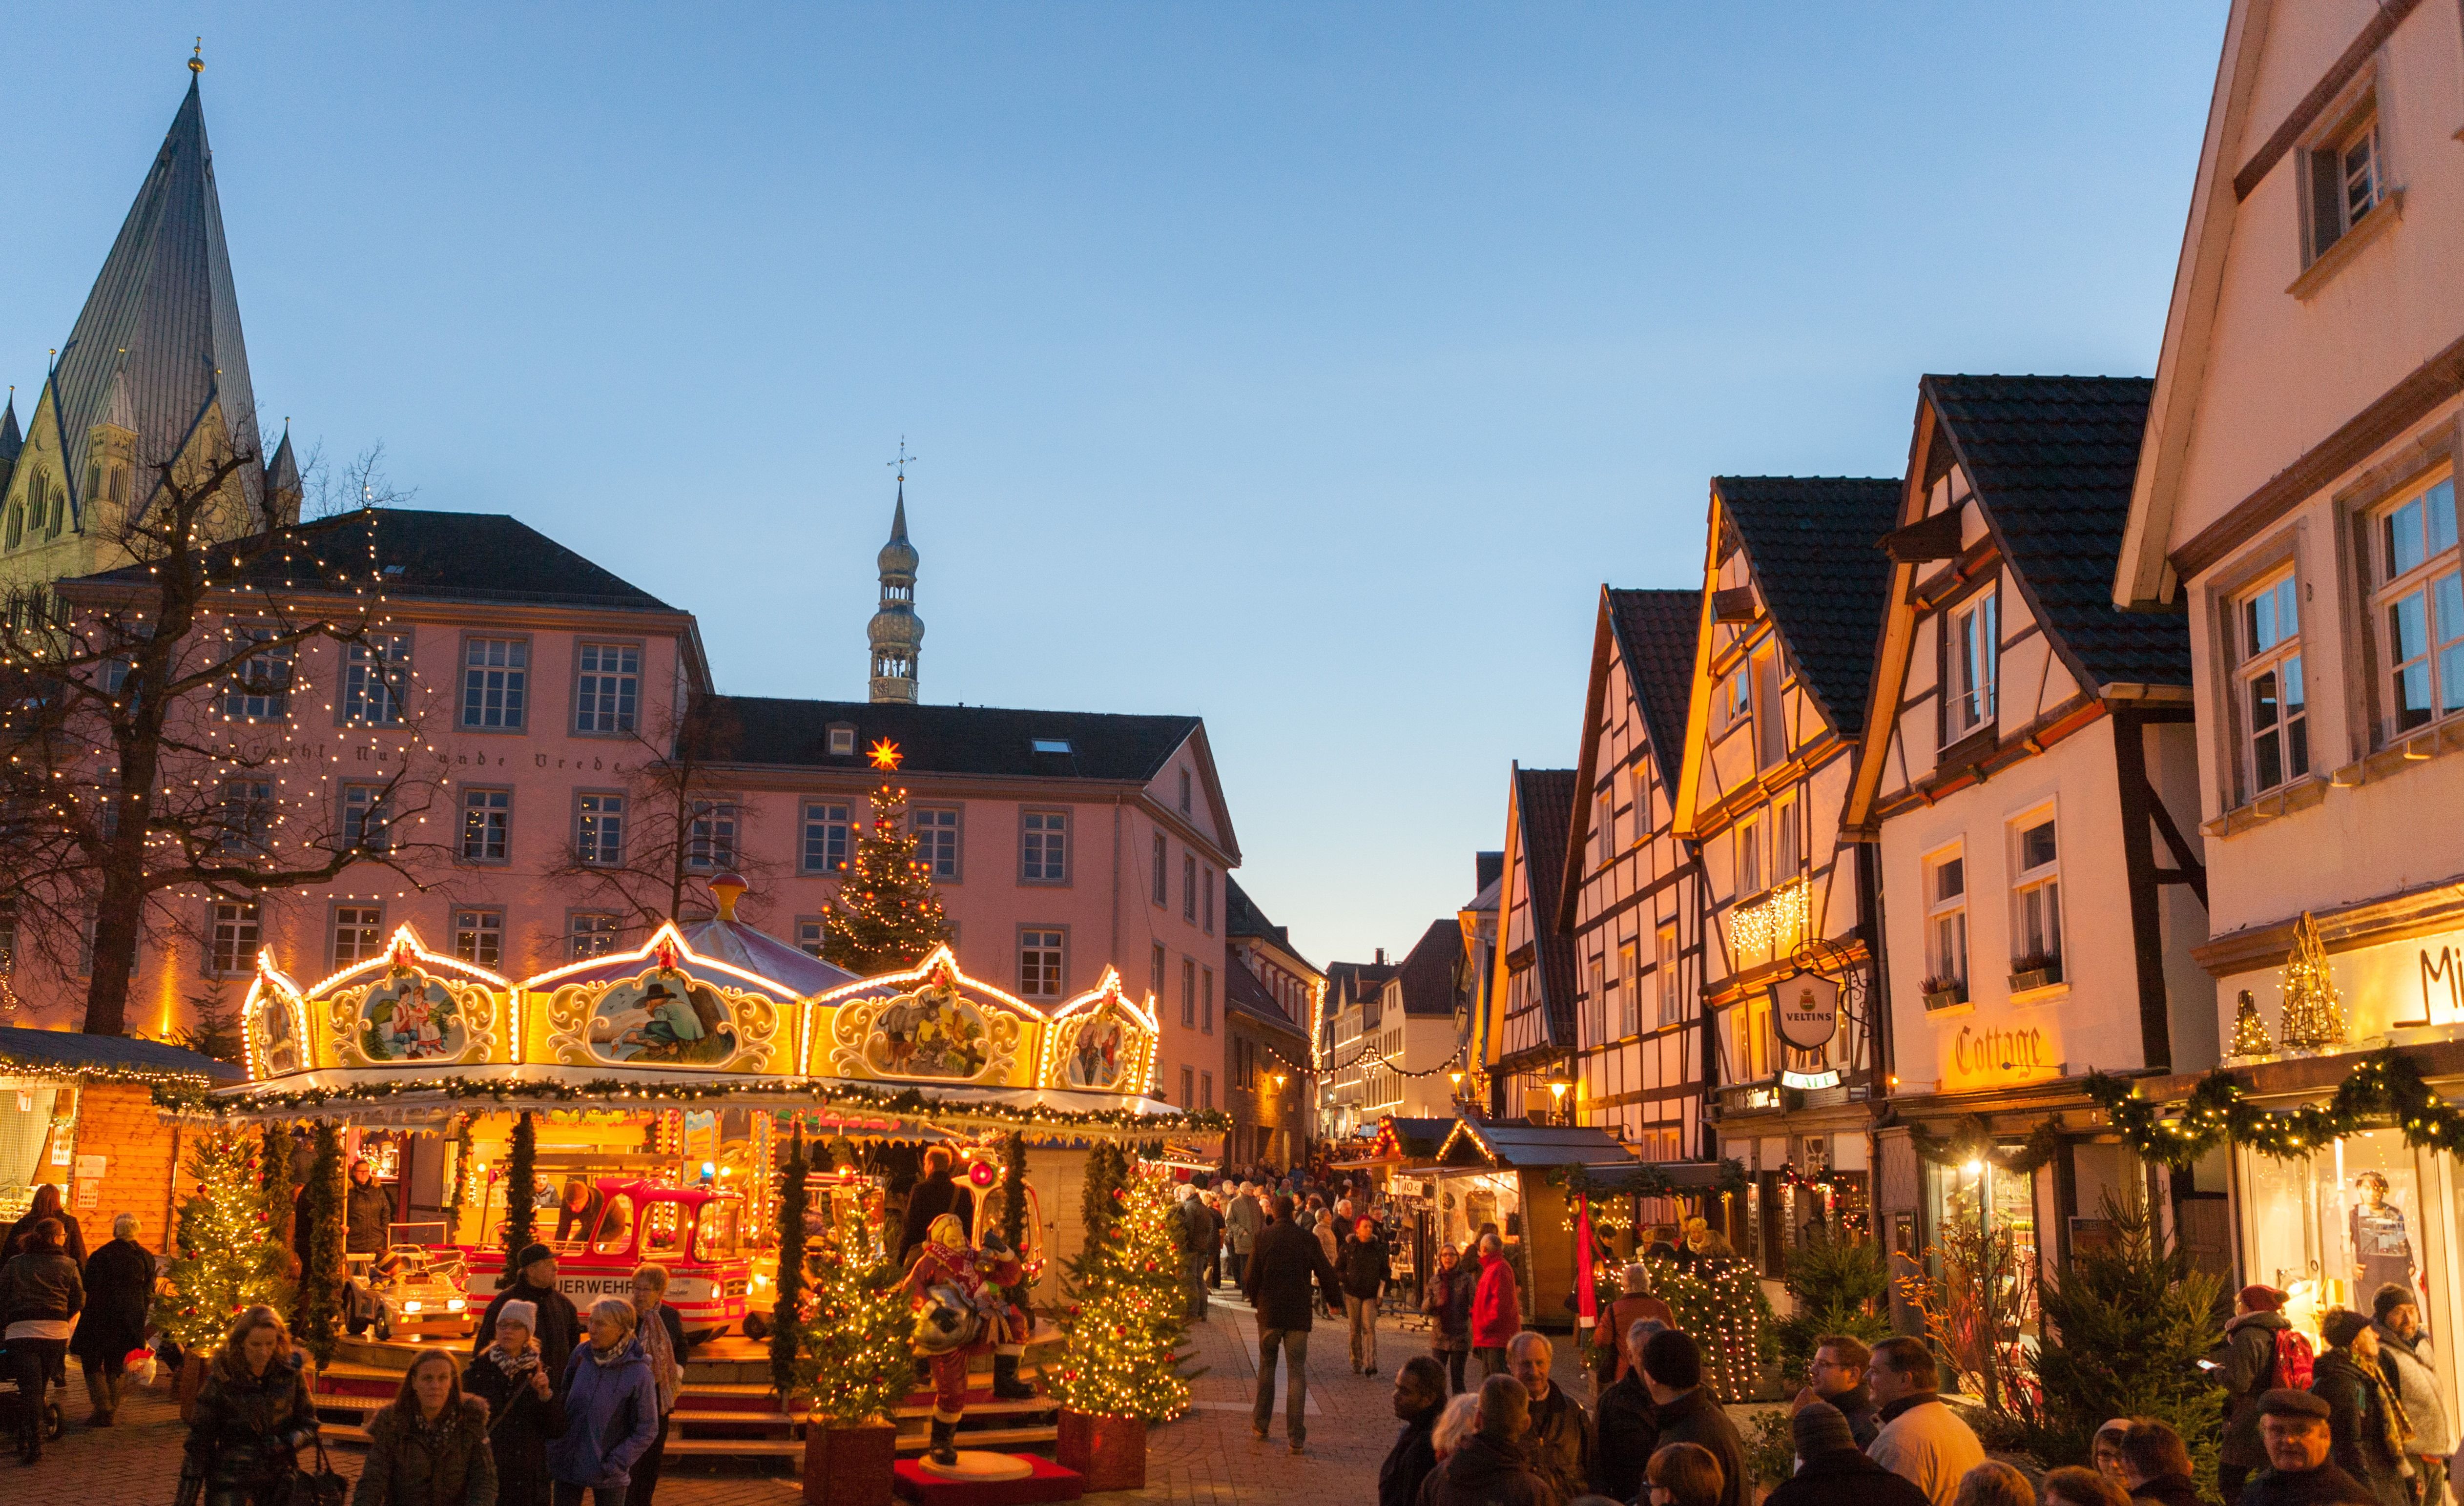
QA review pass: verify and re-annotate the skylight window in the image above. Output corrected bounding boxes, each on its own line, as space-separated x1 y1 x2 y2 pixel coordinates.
1031 738 1073 755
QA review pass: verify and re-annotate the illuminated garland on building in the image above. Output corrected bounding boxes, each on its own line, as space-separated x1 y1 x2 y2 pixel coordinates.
1726 878 1810 956
1642 1255 1769 1403
2085 1048 2464 1165
0 1047 222 1089
1908 1114 2063 1176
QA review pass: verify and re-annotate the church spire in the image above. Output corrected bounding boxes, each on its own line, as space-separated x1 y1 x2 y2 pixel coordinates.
44 57 261 527
868 445 923 704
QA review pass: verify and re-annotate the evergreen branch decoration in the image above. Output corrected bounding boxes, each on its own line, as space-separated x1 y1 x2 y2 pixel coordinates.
296 1121 345 1364
1909 1114 2065 1176
442 1114 474 1236
153 1128 293 1352
1047 1170 1191 1421
819 781 955 974
772 1130 809 1403
795 1217 914 1425
2084 1048 2463 1166
501 1110 538 1271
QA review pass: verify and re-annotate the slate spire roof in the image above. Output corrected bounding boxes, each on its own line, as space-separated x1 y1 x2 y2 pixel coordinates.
1712 476 1902 738
46 72 260 525
0 393 20 497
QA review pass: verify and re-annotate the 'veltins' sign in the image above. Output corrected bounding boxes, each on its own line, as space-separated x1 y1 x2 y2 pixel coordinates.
1770 970 1840 1052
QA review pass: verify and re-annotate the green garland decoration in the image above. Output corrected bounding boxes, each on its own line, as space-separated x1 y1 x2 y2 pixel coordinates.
502 1111 539 1270
296 1122 345 1364
259 1122 295 1271
441 1114 475 1237
152 1074 1231 1136
1556 1159 1749 1201
1910 1115 2065 1176
771 1128 809 1403
2084 1048 2459 1167
1000 1128 1030 1251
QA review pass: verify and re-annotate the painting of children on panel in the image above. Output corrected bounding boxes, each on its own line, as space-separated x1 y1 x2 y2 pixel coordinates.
868 980 991 1079
358 972 465 1062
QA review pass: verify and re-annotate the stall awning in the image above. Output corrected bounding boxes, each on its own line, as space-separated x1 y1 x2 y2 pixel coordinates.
0 1026 239 1086
1434 1120 1636 1169
1571 1159 1748 1197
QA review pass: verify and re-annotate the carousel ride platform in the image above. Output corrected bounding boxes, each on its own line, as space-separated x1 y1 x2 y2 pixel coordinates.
894 1452 1086 1506
311 1328 1072 1464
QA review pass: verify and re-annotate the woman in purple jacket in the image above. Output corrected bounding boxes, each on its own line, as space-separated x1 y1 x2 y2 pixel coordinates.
545 1299 659 1506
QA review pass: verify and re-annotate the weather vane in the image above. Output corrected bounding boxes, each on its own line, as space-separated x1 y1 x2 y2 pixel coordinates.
888 438 917 481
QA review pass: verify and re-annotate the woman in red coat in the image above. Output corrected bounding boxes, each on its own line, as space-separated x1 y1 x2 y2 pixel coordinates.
1469 1233 1521 1379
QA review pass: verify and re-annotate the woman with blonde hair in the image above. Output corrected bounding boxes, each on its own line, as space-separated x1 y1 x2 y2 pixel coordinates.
546 1298 658 1506
177 1306 319 1506
352 1348 495 1506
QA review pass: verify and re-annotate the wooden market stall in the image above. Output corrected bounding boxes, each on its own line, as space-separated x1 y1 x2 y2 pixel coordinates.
0 1027 239 1246
1424 1120 1637 1330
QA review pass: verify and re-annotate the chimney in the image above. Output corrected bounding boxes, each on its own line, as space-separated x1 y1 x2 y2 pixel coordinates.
1375 948 1386 966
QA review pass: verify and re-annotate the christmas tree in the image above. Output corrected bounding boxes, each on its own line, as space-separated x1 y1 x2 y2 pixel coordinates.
771 1132 810 1402
500 1111 538 1275
2278 912 2347 1052
154 1129 294 1352
295 1122 346 1364
1047 1166 1191 1422
2228 990 2274 1059
794 1222 916 1425
820 782 955 974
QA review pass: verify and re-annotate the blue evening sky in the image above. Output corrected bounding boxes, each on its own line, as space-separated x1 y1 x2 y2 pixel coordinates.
3 5 2228 974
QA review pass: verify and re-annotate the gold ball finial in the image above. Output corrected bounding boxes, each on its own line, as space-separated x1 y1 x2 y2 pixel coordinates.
190 39 204 74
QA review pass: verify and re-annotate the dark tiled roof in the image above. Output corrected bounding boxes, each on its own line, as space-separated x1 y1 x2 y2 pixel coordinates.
1224 950 1304 1035
1513 767 1579 1050
49 79 262 524
76 508 675 612
1924 374 2189 689
1439 1120 1633 1168
1325 959 1398 1009
1389 919 1463 1018
703 696 1201 786
0 1025 241 1082
1605 589 1703 792
1714 477 1903 737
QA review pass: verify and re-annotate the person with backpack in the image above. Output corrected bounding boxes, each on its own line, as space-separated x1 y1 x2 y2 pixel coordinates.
2215 1284 2313 1506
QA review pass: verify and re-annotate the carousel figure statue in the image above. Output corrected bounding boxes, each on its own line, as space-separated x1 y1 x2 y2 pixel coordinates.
904 1214 1028 1468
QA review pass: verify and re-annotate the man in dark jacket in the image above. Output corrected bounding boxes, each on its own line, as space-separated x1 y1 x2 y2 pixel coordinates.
897 1148 975 1270
1380 1357 1447 1506
1425 1375 1547 1506
1643 1329 1750 1506
474 1243 582 1381
1795 1335 1881 1448
2119 1417 2202 1506
1340 1217 1392 1377
2216 1285 2302 1505
2310 1311 2412 1506
1595 1317 1661 1501
1507 1330 1593 1506
345 1159 393 1257
1244 1194 1342 1454
1765 1400 1931 1506
2241 1389 2385 1506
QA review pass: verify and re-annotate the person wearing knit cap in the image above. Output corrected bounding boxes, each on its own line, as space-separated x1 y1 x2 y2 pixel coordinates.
466 1295 566 1506
2215 1285 2307 1505
1761 1400 1931 1506
476 1243 581 1383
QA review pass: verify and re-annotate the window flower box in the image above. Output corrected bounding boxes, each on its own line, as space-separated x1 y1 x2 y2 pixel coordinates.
2008 954 2063 994
1921 976 1967 1012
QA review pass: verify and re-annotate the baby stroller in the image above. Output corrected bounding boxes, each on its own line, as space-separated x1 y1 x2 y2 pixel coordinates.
0 1334 68 1458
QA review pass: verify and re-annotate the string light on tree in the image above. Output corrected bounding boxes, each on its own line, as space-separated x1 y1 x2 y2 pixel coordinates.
1047 1157 1192 1422
818 778 955 974
153 1128 294 1352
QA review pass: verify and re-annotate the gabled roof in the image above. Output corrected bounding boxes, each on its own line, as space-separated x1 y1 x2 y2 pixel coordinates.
1224 876 1317 974
1712 476 1902 737
1435 1119 1633 1169
47 76 262 525
1223 949 1306 1037
1924 375 2186 689
1561 587 1701 931
73 508 676 612
1325 959 1398 1012
1388 919 1463 1018
1511 765 1579 1052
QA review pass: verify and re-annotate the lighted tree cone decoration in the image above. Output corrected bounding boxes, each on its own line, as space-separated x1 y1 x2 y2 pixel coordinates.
819 767 957 975
2277 912 2349 1053
2228 989 2275 1060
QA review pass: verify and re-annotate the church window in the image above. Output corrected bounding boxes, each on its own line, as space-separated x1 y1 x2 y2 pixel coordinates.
4 502 19 549
574 642 640 735
460 637 529 731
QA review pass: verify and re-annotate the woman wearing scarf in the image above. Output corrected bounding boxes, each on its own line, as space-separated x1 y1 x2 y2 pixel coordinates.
2312 1307 2416 1506
624 1265 689 1506
465 1300 567 1506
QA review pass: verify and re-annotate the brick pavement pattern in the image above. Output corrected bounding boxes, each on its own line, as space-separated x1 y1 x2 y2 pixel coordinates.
6 1290 1589 1506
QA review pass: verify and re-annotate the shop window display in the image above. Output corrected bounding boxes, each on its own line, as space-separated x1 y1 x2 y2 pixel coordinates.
1926 1154 2041 1338
2239 1129 2423 1341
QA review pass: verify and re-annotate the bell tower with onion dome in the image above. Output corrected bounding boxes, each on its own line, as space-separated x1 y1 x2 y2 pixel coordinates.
868 451 923 704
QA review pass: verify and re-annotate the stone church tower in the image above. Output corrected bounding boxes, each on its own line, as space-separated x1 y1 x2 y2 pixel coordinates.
867 476 923 703
0 54 298 600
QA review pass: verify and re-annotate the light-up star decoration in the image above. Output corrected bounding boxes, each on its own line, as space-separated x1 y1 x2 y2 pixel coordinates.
868 738 903 770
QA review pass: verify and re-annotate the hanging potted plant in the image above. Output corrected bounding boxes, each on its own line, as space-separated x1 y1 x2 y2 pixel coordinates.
786 1140 909 1506
1047 1151 1192 1490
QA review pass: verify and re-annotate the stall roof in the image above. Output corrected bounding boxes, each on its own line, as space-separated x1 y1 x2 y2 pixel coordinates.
0 1027 240 1084
1435 1120 1636 1169
1573 1159 1748 1196
1387 1117 1457 1158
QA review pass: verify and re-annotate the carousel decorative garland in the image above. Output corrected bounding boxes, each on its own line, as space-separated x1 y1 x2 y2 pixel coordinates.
151 1072 1233 1134
2082 1048 2457 1166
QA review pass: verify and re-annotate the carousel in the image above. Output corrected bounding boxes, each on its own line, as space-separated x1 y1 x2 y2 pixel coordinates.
188 874 1202 1468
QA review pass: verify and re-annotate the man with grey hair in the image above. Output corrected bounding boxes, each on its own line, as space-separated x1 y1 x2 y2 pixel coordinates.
1595 1316 1665 1500
71 1212 154 1425
1508 1331 1594 1503
1425 1375 1545 1506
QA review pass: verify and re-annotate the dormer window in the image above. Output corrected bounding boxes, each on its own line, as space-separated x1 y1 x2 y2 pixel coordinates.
827 722 856 757
1031 738 1072 755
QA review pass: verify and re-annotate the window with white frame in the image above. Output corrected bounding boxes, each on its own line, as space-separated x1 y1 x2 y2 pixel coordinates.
569 912 622 959
460 637 528 730
331 906 384 971
210 901 261 975
342 784 391 854
2235 571 2309 797
1594 791 1615 864
687 800 738 871
1771 793 1802 883
1019 928 1065 999
341 634 411 726
1946 589 1998 741
827 723 856 757
1656 923 1679 1027
81 913 136 979
1618 941 1640 1036
1588 957 1607 1043
1735 814 1763 899
2372 475 2462 739
913 805 960 879
1925 847 1967 990
1020 809 1068 883
462 787 511 863
2308 104 2383 263
218 779 273 855
453 909 503 971
221 628 293 721
2010 812 2061 969
573 642 640 735
1714 666 1750 735
802 801 852 874
577 793 625 866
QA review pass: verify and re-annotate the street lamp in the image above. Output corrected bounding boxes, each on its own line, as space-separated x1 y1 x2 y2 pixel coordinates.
1545 1069 1575 1124
1447 1070 1465 1104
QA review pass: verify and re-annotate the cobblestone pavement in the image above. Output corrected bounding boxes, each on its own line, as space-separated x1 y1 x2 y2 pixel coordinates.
8 1293 1603 1506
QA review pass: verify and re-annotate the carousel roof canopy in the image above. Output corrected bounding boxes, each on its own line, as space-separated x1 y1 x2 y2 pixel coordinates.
0 1026 241 1084
1435 1120 1636 1169
680 915 860 997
